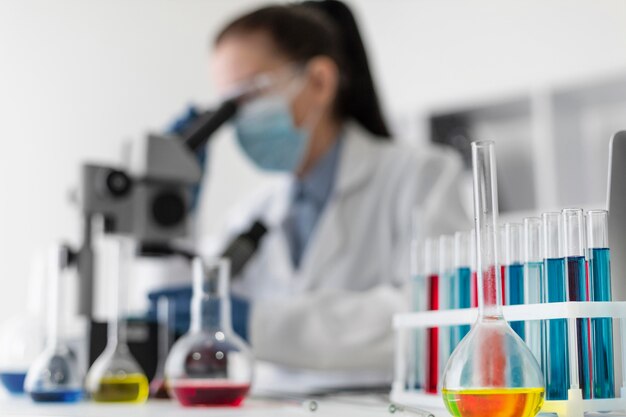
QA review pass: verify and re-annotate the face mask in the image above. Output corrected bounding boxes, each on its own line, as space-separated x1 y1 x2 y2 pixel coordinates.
234 92 310 172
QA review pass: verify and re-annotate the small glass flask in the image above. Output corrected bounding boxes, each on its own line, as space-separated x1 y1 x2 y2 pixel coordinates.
24 244 83 402
165 257 254 407
85 237 149 403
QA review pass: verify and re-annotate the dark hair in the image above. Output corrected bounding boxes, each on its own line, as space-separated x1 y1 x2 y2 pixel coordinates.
215 0 391 139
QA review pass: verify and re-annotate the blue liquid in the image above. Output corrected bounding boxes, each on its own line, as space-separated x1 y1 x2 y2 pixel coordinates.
507 263 525 339
449 269 462 350
589 247 615 398
439 272 455 371
524 262 544 367
457 267 472 340
566 256 592 399
0 372 27 394
30 389 83 403
544 257 570 400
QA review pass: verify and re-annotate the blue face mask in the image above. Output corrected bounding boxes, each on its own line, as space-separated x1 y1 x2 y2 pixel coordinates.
234 93 310 172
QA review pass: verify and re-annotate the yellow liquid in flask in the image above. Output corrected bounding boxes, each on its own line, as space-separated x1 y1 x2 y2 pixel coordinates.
92 373 149 403
442 387 545 417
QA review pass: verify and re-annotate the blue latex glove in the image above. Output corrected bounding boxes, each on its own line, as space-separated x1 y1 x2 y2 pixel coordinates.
148 286 250 343
231 294 250 343
166 105 207 211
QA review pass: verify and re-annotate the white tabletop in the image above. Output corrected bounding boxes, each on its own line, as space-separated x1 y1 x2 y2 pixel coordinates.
0 396 446 417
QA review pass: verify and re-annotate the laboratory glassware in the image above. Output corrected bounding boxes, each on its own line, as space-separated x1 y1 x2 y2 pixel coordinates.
523 217 544 365
499 225 507 305
409 229 427 390
165 258 253 407
542 212 570 400
24 245 83 402
150 296 174 398
442 141 544 417
439 235 455 367
470 229 478 309
425 237 440 394
0 252 46 395
505 223 525 339
586 210 614 398
454 231 473 340
85 237 149 403
562 208 592 399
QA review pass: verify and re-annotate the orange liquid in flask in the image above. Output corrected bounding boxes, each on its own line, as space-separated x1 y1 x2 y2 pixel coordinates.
442 387 544 417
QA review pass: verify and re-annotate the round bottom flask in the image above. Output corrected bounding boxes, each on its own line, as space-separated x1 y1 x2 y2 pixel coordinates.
442 141 544 417
165 258 253 407
24 245 83 403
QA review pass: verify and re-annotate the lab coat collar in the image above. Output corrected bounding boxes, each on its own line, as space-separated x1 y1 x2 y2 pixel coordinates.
264 121 381 229
334 121 381 196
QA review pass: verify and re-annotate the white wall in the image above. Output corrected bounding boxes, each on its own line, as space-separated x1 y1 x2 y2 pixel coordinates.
1 0 626 320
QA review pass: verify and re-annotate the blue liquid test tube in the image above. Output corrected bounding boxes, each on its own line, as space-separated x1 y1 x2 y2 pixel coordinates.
586 210 614 398
505 223 525 339
563 208 592 399
438 235 455 373
409 231 427 390
454 231 473 341
542 212 570 400
523 217 544 366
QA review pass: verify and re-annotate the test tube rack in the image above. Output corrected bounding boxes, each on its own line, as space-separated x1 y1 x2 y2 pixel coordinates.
392 301 626 417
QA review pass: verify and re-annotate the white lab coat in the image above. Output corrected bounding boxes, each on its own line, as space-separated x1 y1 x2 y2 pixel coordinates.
203 122 469 383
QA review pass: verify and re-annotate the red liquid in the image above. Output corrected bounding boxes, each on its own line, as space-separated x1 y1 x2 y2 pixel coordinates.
471 271 478 308
427 274 439 394
500 265 507 305
171 380 250 407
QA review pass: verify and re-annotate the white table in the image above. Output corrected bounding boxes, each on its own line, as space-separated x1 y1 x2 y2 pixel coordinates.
0 396 445 417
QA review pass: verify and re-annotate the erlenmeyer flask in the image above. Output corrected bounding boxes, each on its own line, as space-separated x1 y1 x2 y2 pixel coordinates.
165 258 254 407
441 141 544 417
24 245 83 402
85 237 149 403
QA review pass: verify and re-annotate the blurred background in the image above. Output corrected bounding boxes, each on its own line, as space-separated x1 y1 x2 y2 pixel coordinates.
1 0 626 321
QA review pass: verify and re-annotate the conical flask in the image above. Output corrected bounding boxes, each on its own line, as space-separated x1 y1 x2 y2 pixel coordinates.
24 244 83 402
441 141 545 417
85 236 149 403
165 257 254 407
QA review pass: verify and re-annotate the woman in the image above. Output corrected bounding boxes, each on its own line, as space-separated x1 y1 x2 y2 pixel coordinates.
204 0 468 383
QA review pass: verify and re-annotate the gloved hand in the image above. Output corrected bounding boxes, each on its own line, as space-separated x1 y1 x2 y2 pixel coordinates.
231 294 251 343
166 105 207 210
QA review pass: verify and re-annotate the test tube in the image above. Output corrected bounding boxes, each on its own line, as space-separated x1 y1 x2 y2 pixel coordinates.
586 210 614 398
505 223 525 339
523 217 544 365
409 235 427 390
438 235 455 376
454 231 473 341
424 238 439 394
542 212 570 400
562 208 592 399
499 225 507 305
470 229 478 308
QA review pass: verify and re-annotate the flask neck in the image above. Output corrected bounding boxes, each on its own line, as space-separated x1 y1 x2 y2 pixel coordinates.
191 294 232 333
478 265 504 319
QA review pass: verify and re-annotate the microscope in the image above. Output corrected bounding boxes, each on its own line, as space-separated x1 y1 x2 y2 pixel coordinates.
73 100 238 376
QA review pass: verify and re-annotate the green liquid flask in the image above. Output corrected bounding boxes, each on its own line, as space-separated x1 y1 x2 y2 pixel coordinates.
85 237 149 403
441 141 545 417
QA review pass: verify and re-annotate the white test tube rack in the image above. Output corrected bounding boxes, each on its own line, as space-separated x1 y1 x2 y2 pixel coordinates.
392 301 626 417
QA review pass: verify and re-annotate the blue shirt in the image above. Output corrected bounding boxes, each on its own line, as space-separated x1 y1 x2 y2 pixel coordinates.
285 137 343 268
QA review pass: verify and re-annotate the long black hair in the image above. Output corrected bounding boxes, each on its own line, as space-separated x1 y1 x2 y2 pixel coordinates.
215 0 391 139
